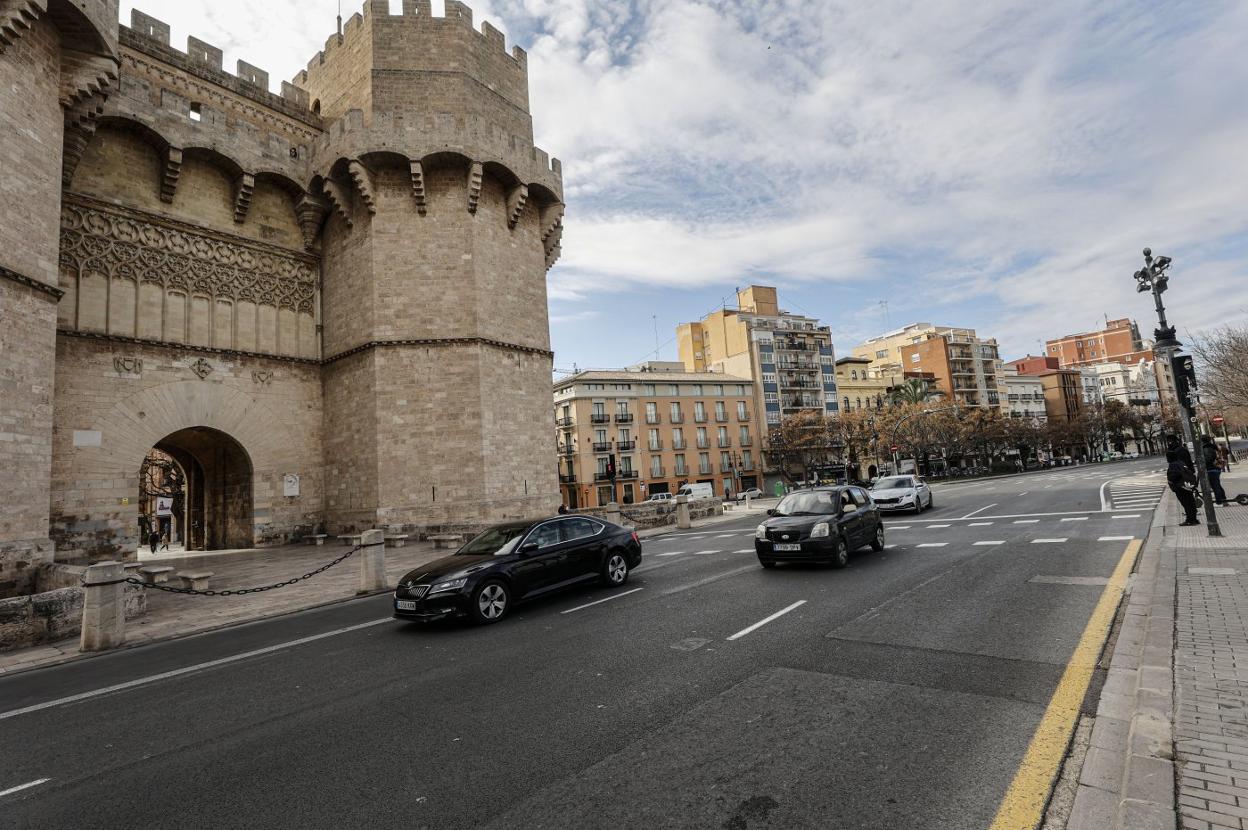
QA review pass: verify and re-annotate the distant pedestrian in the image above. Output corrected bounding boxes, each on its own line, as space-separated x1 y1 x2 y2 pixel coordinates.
1166 448 1200 526
1201 435 1229 506
557 504 569 515
160 531 170 551
147 528 161 554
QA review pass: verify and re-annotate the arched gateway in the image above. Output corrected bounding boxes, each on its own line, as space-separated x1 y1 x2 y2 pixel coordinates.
140 428 253 551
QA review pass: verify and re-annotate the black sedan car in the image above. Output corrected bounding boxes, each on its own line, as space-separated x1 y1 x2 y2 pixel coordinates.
754 486 884 569
394 516 643 625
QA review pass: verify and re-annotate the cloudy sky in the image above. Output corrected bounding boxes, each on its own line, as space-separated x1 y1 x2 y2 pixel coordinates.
123 0 1248 371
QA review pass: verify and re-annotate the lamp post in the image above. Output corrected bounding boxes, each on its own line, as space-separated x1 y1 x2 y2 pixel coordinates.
1133 248 1220 536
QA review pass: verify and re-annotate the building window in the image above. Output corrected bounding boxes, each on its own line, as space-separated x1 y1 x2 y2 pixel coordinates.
670 402 682 422
717 426 728 446
843 396 851 410
650 457 662 476
668 385 679 395
691 384 703 395
720 451 731 469
855 397 862 409
875 350 888 358
910 354 920 363
674 454 688 475
762 373 777 384
715 401 726 421
743 450 752 469
694 401 706 421
648 428 660 450
737 401 748 419
735 385 746 395
595 429 607 444
723 478 734 496
766 412 781 424
643 384 655 395
739 426 750 444
850 369 858 380
714 384 724 395
696 427 708 448
189 102 203 122
764 392 778 402
698 453 711 474
645 401 658 423
672 428 684 449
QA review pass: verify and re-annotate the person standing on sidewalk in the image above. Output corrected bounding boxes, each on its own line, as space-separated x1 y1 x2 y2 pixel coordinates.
1201 435 1229 506
1167 447 1200 526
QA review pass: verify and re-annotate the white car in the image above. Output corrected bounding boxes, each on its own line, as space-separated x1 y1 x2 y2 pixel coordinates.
870 475 933 513
735 487 764 501
647 492 675 503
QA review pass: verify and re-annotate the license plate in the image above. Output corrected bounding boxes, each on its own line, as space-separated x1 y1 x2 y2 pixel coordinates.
396 600 418 611
774 543 802 551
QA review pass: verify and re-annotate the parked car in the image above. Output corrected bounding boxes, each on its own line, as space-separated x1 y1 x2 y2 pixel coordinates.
754 486 884 569
646 492 675 502
735 487 764 501
393 517 642 625
869 475 933 514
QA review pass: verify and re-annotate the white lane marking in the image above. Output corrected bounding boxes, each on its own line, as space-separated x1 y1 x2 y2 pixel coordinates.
1099 479 1112 511
1017 491 1029 496
656 551 684 557
1032 538 1068 544
1014 520 1040 524
973 541 1005 546
661 564 758 596
734 548 754 554
726 600 807 641
959 503 999 519
926 524 951 528
1099 536 1136 541
0 778 51 799
889 525 912 530
715 534 737 538
1112 514 1141 519
561 587 644 614
916 543 948 548
0 618 392 722
692 550 719 555
1061 517 1088 522
969 522 994 527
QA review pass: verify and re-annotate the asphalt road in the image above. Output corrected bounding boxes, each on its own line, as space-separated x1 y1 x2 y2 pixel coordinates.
0 458 1169 829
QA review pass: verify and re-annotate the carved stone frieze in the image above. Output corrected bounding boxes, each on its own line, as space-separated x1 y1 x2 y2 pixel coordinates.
59 195 318 313
113 356 142 375
251 369 274 384
466 162 483 214
190 358 213 379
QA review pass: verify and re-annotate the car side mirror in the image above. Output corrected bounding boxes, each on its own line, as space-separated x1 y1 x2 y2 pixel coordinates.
765 508 776 516
518 541 539 556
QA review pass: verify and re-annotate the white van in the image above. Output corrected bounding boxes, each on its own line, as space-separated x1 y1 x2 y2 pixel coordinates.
677 482 715 500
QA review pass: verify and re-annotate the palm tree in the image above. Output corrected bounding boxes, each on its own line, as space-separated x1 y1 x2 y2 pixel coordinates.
889 378 945 406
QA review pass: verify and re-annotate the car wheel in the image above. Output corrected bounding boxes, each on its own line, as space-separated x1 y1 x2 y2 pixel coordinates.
470 580 509 625
830 536 850 569
870 524 885 552
602 552 630 586
759 559 777 569
926 493 934 510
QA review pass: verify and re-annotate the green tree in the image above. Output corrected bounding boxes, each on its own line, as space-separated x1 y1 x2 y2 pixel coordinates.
889 378 945 406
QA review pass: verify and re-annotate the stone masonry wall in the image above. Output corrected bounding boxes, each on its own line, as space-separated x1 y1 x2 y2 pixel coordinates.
50 336 324 561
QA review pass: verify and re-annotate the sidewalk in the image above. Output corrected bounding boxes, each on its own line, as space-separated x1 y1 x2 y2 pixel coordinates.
0 505 764 677
1069 468 1248 830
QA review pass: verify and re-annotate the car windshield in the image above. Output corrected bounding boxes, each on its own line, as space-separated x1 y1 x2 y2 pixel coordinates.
773 491 838 516
872 477 915 490
456 524 529 556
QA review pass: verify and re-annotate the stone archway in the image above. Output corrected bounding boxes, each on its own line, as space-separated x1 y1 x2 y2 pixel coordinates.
141 427 253 551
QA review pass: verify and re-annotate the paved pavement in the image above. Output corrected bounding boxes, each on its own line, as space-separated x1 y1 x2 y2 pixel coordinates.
0 458 1164 828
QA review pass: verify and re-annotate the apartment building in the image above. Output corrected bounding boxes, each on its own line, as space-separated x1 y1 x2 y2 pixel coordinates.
834 357 894 412
676 285 838 430
853 323 1003 409
1007 356 1084 422
1000 367 1048 422
1093 361 1162 407
553 364 758 509
1046 318 1152 368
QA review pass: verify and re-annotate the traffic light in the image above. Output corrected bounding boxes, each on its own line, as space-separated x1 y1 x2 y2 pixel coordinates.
1171 354 1198 410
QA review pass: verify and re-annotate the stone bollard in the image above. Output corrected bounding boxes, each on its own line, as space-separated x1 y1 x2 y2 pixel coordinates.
745 494 752 510
358 528 386 594
676 495 692 529
80 561 126 652
605 502 622 526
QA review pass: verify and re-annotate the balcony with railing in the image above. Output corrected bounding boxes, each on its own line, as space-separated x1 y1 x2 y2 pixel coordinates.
645 414 660 424
594 471 613 481
618 469 639 480
555 416 573 427
559 473 577 483
696 438 709 449
698 465 712 475
784 397 824 409
671 439 687 450
648 440 663 451
739 436 753 447
718 437 731 448
616 441 636 452
670 413 685 424
715 413 729 422
558 444 575 456
737 410 751 421
614 413 633 424
693 412 708 423
674 466 689 477
590 413 610 424
592 441 612 453
649 466 666 477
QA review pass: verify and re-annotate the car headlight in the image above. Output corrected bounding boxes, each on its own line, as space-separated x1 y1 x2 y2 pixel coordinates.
810 522 830 538
755 524 767 539
429 577 467 594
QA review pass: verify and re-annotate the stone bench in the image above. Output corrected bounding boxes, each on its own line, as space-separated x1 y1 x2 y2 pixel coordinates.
306 534 329 546
384 534 410 548
340 534 364 546
177 571 214 591
723 502 735 511
428 534 464 550
138 565 176 585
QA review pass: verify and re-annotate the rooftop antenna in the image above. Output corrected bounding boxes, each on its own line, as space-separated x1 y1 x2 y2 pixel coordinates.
336 0 343 41
652 314 660 359
879 299 891 328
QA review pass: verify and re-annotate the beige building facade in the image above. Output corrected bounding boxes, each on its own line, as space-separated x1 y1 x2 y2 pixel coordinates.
833 356 894 412
554 366 758 508
853 323 1003 409
0 1 563 595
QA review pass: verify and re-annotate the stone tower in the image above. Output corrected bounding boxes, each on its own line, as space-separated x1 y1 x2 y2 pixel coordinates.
294 0 564 529
0 0 119 593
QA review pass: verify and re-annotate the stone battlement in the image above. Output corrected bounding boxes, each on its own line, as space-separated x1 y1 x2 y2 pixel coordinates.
122 9 315 124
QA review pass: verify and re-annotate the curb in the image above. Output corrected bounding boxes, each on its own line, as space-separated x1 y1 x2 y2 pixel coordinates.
1067 499 1176 829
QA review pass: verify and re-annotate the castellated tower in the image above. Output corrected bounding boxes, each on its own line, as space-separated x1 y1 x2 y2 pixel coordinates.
294 0 564 529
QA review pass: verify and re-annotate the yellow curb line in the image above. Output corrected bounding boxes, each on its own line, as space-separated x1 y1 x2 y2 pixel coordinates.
988 538 1143 830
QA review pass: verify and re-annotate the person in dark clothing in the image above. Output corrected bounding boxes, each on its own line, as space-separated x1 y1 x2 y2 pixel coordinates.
1167 434 1193 468
148 528 161 554
1167 448 1200 525
1201 435 1229 505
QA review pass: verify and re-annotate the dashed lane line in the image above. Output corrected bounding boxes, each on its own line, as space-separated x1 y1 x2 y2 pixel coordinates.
969 522 994 527
916 543 948 548
0 778 51 799
661 564 758 597
889 525 912 529
692 550 720 555
561 587 644 614
1112 514 1141 519
656 552 684 557
974 541 1005 546
1014 520 1040 524
926 524 951 528
960 503 999 519
1032 538 1068 544
1060 517 1088 522
726 600 807 641
734 549 754 554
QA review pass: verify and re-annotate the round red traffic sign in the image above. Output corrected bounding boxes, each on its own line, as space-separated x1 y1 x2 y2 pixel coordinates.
890 445 900 453
1212 416 1225 425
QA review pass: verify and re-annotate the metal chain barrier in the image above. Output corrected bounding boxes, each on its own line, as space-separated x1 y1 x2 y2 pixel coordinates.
124 544 365 596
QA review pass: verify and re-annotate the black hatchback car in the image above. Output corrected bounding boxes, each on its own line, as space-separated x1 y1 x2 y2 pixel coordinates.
393 516 643 625
754 486 884 569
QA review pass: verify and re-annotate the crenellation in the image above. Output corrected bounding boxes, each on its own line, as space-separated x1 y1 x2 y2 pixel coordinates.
444 0 473 26
235 60 268 91
186 36 221 70
280 81 309 108
480 20 504 49
129 9 169 46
